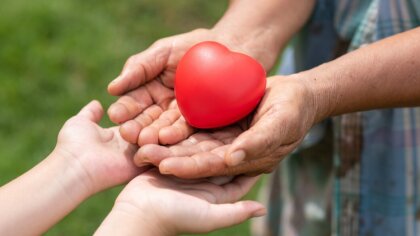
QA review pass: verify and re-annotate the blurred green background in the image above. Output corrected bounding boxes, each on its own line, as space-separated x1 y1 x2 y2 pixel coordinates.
0 0 265 235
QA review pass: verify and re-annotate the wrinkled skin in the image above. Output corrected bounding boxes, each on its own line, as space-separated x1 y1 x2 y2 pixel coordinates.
132 77 317 178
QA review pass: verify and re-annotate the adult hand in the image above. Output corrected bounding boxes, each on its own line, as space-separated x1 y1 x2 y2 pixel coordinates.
107 24 282 147
107 29 219 146
95 168 265 235
106 0 315 147
133 76 317 178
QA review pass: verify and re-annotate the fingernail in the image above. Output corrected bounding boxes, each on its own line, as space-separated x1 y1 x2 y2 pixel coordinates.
252 208 267 217
160 166 172 175
108 104 126 124
142 156 152 163
229 150 246 166
159 162 175 175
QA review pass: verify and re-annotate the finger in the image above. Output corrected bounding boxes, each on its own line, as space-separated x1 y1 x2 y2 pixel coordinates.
170 139 223 155
134 138 223 167
168 126 241 147
118 120 141 144
108 42 171 96
119 105 163 144
158 145 228 178
161 146 275 178
107 86 153 124
159 116 195 145
219 176 260 202
134 144 172 167
210 126 244 144
187 176 260 204
225 118 280 167
77 100 103 123
108 80 174 125
207 176 234 186
138 109 180 145
159 151 227 179
190 201 266 233
177 133 215 146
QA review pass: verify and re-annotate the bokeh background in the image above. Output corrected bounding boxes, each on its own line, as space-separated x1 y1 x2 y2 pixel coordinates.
0 0 267 235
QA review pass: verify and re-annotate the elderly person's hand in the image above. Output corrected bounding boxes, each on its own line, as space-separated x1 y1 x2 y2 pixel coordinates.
107 29 216 146
133 27 420 178
106 0 313 147
106 27 277 147
106 26 279 146
133 76 317 178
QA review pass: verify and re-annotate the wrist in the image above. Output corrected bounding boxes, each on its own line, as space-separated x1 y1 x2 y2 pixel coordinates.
293 68 337 123
96 202 174 236
210 0 316 71
49 148 96 200
210 26 281 71
0 149 94 235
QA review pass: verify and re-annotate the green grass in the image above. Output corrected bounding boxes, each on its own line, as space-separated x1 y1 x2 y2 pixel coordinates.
0 1 263 235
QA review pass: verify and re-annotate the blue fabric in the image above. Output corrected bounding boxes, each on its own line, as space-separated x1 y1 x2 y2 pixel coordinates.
271 1 420 235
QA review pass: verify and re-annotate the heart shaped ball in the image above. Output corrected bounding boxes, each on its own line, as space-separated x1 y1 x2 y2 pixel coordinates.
175 41 266 129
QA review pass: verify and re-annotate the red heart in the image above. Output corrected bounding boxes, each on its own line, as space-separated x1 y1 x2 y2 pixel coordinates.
175 41 266 129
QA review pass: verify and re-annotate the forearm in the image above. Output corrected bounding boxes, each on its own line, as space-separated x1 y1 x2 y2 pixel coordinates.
213 0 315 70
0 149 91 235
300 27 420 122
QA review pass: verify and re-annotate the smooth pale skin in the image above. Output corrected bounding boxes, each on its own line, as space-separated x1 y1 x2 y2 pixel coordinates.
0 101 143 235
130 27 420 179
0 101 265 235
95 169 265 236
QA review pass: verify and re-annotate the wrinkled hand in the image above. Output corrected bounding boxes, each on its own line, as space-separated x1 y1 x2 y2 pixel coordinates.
101 168 265 235
56 101 145 194
107 29 222 146
134 76 317 178
107 28 278 148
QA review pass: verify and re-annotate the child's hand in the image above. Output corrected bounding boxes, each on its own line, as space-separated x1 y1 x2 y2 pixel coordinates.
55 100 145 194
0 101 145 235
95 169 265 236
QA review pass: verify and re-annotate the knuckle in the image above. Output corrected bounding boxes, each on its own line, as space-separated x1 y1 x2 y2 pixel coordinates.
117 95 133 104
125 55 138 68
191 28 209 34
151 38 168 48
255 132 275 152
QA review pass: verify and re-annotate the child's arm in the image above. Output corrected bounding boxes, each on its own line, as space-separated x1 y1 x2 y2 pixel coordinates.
95 169 265 236
0 101 144 235
0 150 92 235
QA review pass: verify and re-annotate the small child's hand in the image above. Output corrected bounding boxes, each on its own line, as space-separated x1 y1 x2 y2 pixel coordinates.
96 169 266 236
55 100 144 194
0 100 146 235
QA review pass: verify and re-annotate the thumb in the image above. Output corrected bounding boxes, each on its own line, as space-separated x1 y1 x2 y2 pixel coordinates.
197 201 266 233
108 42 171 96
225 118 277 167
77 100 104 123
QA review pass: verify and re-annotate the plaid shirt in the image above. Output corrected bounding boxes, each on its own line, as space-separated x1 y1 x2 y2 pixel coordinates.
253 1 420 236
